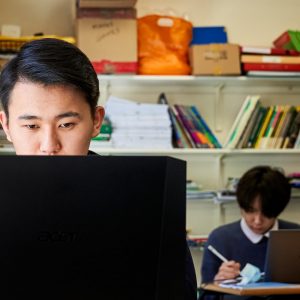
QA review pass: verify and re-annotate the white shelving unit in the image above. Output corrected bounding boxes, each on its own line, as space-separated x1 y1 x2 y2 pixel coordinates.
96 74 300 236
2 75 300 235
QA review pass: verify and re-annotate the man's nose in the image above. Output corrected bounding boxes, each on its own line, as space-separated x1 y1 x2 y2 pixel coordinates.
253 213 264 224
39 129 61 155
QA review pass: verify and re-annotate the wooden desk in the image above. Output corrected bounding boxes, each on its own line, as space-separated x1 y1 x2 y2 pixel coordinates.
201 282 300 296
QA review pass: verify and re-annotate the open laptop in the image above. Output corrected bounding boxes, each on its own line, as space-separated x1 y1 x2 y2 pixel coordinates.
0 155 186 300
264 229 300 283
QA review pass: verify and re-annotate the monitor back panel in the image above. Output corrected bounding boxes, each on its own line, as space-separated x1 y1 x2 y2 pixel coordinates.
0 155 186 300
264 230 300 283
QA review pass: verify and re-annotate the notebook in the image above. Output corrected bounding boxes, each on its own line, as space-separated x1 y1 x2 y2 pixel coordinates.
0 155 186 300
264 229 300 283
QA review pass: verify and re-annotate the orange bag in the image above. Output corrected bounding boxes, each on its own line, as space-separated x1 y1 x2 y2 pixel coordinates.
138 15 193 75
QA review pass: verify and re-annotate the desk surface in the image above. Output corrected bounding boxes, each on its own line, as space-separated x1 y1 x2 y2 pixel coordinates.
201 282 300 296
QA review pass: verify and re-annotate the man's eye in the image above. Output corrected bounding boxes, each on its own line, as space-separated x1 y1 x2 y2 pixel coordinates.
25 124 39 129
59 123 75 129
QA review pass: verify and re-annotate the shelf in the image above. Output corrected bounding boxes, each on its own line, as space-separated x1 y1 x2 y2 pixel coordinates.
2 145 300 156
90 147 300 156
0 146 15 154
98 74 300 86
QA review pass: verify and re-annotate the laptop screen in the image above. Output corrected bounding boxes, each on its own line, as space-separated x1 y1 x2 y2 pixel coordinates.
0 155 186 300
264 229 300 283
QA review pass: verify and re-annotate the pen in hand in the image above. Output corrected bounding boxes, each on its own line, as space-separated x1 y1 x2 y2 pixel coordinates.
208 244 242 278
208 245 228 263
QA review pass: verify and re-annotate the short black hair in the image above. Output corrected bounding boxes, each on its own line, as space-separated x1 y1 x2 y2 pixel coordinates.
236 166 291 218
0 38 99 117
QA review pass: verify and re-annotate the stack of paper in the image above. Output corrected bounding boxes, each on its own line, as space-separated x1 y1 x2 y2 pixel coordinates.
105 96 172 149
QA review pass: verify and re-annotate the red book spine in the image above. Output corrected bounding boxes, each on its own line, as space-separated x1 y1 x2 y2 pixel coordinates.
273 31 290 48
243 62 300 71
240 46 300 56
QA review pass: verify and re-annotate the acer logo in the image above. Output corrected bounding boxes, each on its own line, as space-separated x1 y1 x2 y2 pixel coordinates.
38 231 78 242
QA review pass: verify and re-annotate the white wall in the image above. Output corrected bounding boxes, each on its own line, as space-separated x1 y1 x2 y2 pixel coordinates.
0 0 75 36
1 0 300 46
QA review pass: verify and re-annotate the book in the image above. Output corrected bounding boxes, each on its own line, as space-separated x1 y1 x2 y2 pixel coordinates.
183 106 212 147
294 129 300 148
286 110 300 148
225 96 260 149
259 106 280 149
246 106 267 148
254 106 274 149
189 106 222 148
271 105 290 148
267 107 283 148
243 63 300 71
273 30 300 52
236 100 261 149
247 71 300 77
170 105 195 148
174 105 209 148
224 97 251 148
219 281 300 290
274 106 294 148
241 46 300 56
157 93 190 149
278 106 297 148
241 55 300 64
168 108 187 148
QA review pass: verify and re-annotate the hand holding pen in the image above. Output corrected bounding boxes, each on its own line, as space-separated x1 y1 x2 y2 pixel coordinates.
208 245 241 281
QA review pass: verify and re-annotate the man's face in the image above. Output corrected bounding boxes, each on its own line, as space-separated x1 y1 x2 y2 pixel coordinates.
0 81 104 155
241 196 276 235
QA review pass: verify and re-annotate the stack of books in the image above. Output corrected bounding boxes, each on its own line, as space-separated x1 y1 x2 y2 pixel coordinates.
169 104 221 148
225 95 300 149
90 117 113 148
105 96 172 149
240 46 300 76
157 92 221 149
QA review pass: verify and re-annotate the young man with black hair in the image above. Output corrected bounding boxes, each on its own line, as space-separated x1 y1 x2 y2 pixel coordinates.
0 38 197 299
201 166 300 284
0 38 103 155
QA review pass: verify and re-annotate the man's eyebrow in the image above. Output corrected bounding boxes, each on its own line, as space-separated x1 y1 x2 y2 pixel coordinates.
18 115 41 120
55 112 81 120
17 112 81 121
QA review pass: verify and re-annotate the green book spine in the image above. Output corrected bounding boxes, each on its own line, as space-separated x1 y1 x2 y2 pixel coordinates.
247 106 267 148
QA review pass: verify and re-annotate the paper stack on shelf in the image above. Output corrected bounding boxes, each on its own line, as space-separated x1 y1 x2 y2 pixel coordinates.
105 96 172 149
186 180 204 200
241 32 300 77
0 125 11 147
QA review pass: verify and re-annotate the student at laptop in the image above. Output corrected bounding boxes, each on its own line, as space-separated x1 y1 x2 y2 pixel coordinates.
201 166 300 284
0 38 197 299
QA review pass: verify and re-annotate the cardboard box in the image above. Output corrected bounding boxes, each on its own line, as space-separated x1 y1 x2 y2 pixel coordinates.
77 7 136 18
190 44 241 75
77 0 137 8
76 17 137 74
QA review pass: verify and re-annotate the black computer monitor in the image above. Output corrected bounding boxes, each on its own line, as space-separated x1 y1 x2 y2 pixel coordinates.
0 155 186 300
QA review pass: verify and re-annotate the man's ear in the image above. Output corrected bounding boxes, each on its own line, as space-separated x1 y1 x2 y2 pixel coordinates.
91 106 105 138
0 111 12 142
